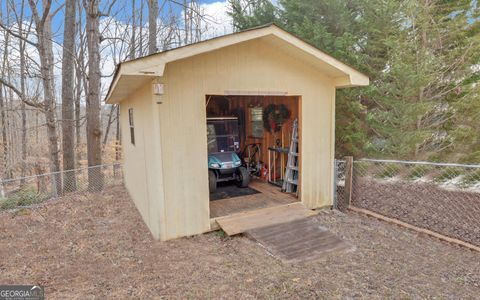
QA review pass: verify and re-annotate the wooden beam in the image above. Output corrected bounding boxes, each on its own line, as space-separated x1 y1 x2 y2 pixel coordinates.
349 206 480 253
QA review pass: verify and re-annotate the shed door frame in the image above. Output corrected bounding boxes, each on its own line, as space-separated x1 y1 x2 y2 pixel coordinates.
204 93 303 208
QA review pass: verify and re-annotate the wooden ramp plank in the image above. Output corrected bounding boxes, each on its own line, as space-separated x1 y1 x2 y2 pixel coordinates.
209 185 297 218
247 217 351 263
216 202 317 236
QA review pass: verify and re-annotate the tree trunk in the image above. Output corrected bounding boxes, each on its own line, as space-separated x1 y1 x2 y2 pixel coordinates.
61 0 77 192
102 104 115 149
19 77 27 181
130 0 136 59
184 0 188 45
75 0 84 167
114 105 121 177
35 110 39 144
0 85 8 180
414 3 429 158
0 11 10 180
18 1 27 182
148 0 158 54
28 0 62 196
35 162 47 194
42 42 61 194
139 0 144 56
74 64 82 166
86 0 103 191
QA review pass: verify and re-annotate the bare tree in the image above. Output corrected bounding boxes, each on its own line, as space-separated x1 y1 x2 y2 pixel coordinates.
130 0 136 59
183 0 188 44
0 0 213 183
138 0 144 56
62 0 77 192
0 7 9 180
148 0 158 54
27 0 62 195
75 0 86 166
115 104 121 174
0 85 7 180
85 0 103 190
9 0 29 181
102 104 116 149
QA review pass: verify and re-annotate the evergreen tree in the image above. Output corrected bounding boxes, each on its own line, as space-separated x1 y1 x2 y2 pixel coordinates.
228 0 279 31
228 0 480 161
280 0 401 157
449 5 480 163
369 0 479 160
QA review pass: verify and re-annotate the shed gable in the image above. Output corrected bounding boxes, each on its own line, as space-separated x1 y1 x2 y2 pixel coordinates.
106 24 369 104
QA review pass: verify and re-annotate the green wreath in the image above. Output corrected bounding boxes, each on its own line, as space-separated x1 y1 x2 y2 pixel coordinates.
263 104 291 133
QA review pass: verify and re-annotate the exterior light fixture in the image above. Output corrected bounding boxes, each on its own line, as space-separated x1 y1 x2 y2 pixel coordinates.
153 82 165 104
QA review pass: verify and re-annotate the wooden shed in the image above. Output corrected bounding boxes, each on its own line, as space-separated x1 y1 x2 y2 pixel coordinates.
106 24 369 241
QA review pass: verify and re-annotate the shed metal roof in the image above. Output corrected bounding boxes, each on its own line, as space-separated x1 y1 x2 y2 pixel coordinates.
106 24 369 104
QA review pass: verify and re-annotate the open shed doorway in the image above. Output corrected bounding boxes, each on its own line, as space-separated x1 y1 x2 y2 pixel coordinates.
206 94 301 219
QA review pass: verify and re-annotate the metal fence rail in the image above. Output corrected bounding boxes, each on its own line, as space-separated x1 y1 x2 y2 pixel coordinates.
4 159 480 247
334 158 480 247
0 164 123 210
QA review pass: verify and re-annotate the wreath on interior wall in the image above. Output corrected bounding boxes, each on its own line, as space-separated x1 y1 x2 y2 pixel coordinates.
263 104 291 133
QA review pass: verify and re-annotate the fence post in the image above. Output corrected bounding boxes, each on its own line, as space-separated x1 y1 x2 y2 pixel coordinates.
344 156 354 208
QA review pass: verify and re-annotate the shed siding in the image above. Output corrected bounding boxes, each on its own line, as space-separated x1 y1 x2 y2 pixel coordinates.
156 38 335 239
121 84 165 239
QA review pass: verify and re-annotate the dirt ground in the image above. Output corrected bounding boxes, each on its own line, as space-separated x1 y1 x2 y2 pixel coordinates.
1 186 479 299
351 178 480 246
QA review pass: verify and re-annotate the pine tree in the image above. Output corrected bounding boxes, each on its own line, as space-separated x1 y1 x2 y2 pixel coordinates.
228 0 480 161
279 0 402 157
368 0 479 160
228 0 279 31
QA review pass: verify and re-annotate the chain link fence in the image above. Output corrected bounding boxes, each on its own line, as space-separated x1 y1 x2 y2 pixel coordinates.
337 159 480 246
0 164 123 211
334 159 347 210
5 159 480 246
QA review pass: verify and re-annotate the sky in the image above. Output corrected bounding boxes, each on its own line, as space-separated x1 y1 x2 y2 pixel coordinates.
2 0 475 101
1 0 236 57
0 0 235 101
0 0 234 40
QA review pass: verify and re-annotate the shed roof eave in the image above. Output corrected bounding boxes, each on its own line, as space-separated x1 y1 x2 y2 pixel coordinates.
334 74 370 88
106 73 159 104
123 25 369 81
105 24 370 104
105 64 122 104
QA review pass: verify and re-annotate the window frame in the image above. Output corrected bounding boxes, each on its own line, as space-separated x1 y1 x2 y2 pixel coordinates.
250 106 264 139
128 108 135 145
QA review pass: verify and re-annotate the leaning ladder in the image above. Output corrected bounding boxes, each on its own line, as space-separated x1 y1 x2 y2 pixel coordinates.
282 119 299 194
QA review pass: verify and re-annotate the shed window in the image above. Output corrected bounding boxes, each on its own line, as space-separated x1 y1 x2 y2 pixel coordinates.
251 107 263 138
128 108 135 145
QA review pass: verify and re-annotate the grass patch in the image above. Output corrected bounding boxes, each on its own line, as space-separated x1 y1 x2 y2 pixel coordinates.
0 188 43 210
460 169 480 187
214 229 227 238
374 164 401 179
406 165 432 180
0 197 19 210
353 161 370 177
434 167 463 183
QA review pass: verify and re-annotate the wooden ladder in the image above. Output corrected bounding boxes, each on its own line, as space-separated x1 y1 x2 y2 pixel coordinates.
282 119 299 194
